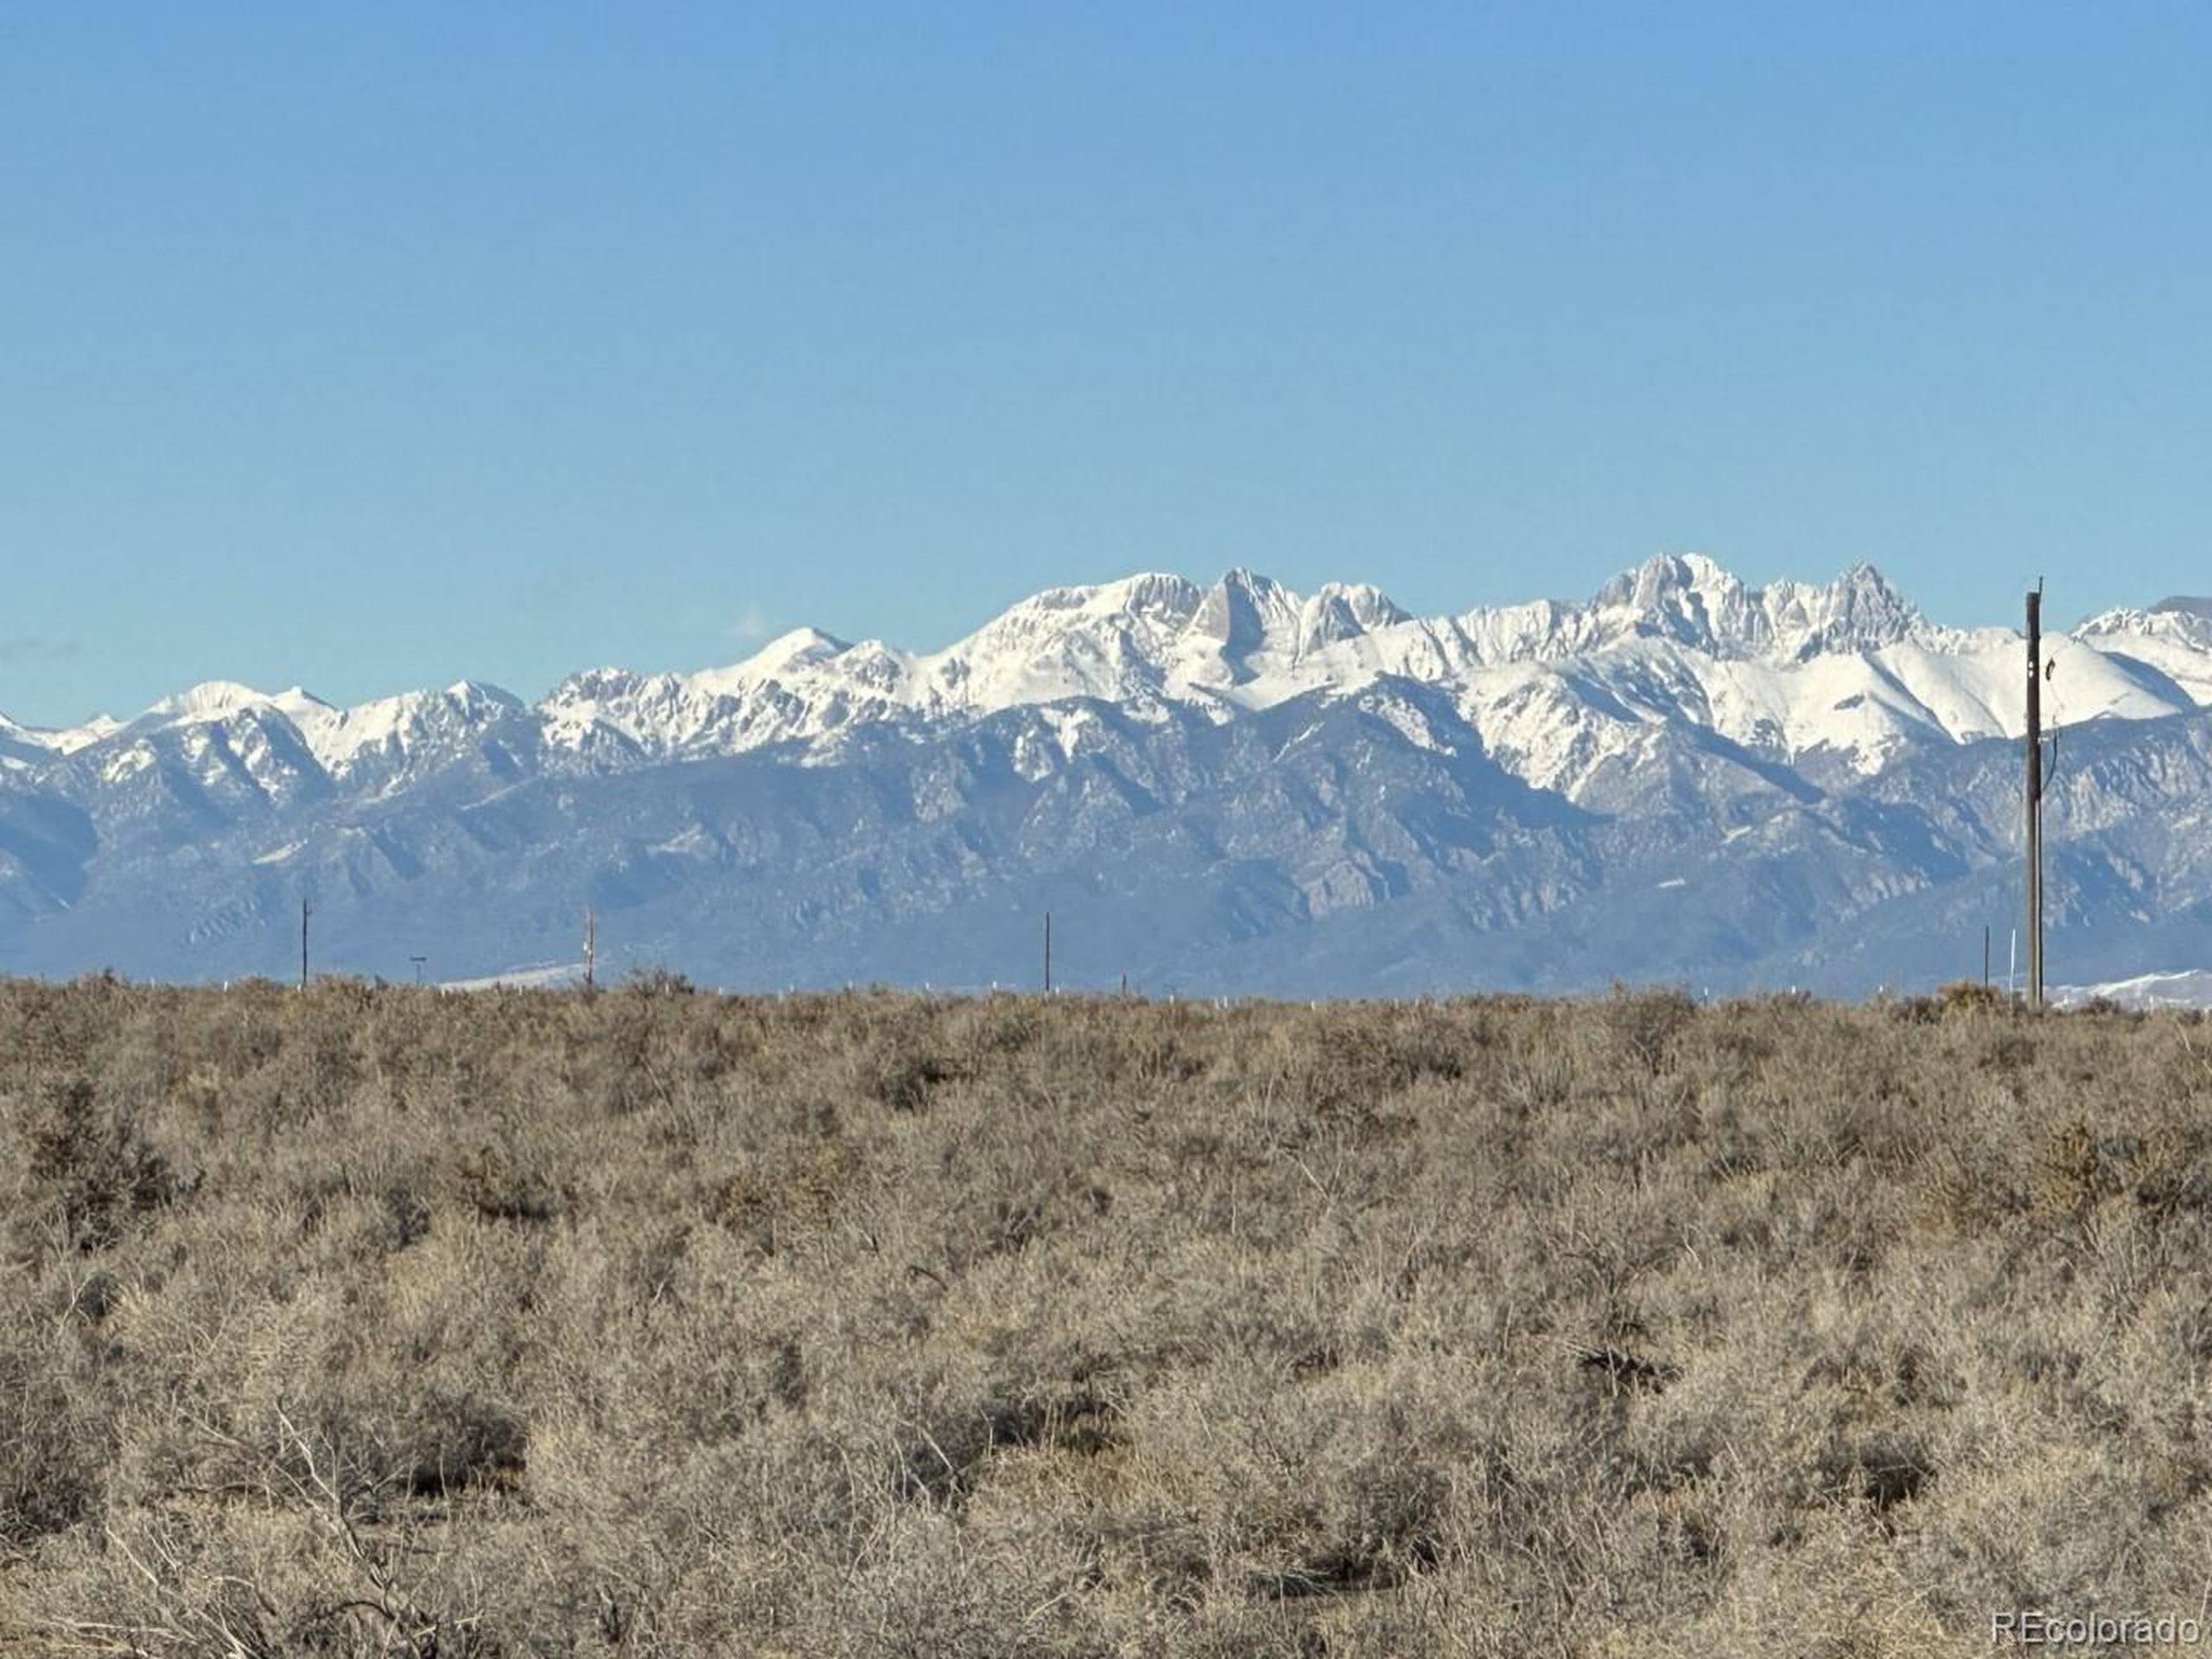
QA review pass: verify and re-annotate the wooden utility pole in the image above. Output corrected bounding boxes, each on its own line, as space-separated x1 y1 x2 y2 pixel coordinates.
1043 912 1052 995
300 899 311 991
2024 585 2044 1011
583 906 596 992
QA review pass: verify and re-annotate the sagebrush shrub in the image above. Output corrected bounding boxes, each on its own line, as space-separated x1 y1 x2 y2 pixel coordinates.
0 979 2202 1655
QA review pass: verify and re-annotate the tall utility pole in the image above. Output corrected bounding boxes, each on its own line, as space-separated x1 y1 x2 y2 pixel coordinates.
300 899 311 991
1043 912 1052 995
2024 584 2044 1012
583 906 596 992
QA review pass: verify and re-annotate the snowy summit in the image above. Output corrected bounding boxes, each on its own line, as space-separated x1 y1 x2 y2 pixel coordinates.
4 552 2210 995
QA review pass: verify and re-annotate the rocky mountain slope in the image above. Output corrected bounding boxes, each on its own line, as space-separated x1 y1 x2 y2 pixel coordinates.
3 554 2207 993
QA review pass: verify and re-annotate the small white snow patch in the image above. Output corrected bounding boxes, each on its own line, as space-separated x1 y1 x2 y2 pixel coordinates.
440 962 588 991
2052 969 2212 1010
101 747 155 783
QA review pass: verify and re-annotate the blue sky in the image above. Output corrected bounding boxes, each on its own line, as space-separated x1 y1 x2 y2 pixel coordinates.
3 3 2208 726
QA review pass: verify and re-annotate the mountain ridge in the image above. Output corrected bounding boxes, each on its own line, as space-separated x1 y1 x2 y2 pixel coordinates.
7 553 2163 775
3 553 2209 993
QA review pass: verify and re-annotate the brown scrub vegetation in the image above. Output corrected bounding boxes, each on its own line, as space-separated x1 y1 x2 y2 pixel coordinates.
3 975 2209 1655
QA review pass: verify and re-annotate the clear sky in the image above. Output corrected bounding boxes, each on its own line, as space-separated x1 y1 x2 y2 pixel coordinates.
3 3 2209 727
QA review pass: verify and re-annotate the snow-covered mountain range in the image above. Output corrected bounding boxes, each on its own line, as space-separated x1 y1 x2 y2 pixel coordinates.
4 553 2209 994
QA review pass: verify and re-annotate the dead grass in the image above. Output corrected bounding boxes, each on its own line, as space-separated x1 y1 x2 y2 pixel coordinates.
2 976 2209 1654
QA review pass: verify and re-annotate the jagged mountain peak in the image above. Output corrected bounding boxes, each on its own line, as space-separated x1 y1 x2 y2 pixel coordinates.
942 574 1200 658
18 555 2206 810
141 679 335 728
2079 599 2212 639
1581 553 1923 662
294 679 531 782
303 678 524 725
441 678 524 710
1299 582 1411 652
542 664 652 703
9 551 2212 995
1592 550 1735 604
0 711 47 772
750 625 853 666
1191 568 1297 658
35 713 122 754
1006 572 1205 623
1212 565 1292 597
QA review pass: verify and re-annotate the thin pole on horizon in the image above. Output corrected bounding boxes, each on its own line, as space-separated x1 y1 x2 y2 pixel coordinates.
583 906 595 993
2025 584 2046 1012
1043 912 1052 996
300 899 310 991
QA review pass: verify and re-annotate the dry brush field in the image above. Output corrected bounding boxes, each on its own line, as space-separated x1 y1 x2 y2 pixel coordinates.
4 976 2212 1655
